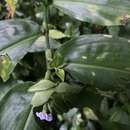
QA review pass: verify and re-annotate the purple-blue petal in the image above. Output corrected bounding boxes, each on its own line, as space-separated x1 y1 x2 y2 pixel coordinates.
36 112 53 122
46 113 53 122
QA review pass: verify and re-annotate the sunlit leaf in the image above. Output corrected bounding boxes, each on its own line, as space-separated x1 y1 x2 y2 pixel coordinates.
0 54 13 81
49 29 68 39
55 69 65 82
54 0 130 26
52 34 130 90
83 107 98 121
29 79 56 92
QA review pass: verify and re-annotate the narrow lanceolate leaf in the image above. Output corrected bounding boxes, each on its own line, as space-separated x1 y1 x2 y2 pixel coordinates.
0 82 42 130
52 34 130 90
0 19 39 81
53 0 130 26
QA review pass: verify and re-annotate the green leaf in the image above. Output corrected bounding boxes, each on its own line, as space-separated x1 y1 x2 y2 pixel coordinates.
53 0 130 26
100 98 109 118
49 29 68 39
83 107 99 121
55 69 65 82
0 19 39 81
28 79 56 92
110 108 130 125
55 82 81 93
0 82 42 130
52 34 130 90
30 35 61 52
0 54 13 81
0 81 16 101
31 89 55 107
102 120 130 130
50 89 102 113
0 20 60 81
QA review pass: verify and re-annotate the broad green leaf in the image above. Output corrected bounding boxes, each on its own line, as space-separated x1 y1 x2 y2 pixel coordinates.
28 79 56 92
53 0 130 26
49 29 68 39
31 89 55 107
0 81 16 101
52 34 130 90
0 20 60 81
0 19 39 81
0 82 42 130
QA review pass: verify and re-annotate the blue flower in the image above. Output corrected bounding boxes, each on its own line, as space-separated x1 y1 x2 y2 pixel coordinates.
36 112 53 122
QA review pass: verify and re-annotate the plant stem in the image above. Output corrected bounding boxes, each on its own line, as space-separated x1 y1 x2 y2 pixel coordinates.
44 2 52 80
44 4 50 49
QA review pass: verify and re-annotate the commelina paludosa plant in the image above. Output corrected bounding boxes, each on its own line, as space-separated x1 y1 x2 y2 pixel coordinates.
0 0 130 129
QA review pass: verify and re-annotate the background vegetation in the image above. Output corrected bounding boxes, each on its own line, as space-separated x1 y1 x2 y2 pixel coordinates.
0 0 130 130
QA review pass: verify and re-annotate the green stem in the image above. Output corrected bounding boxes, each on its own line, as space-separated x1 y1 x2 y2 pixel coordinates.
44 5 50 49
43 2 52 80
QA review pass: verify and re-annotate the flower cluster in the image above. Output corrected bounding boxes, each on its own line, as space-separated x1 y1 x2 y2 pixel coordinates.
36 112 53 122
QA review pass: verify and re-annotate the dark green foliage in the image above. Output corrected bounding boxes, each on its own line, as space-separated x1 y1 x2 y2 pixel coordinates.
0 0 130 130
